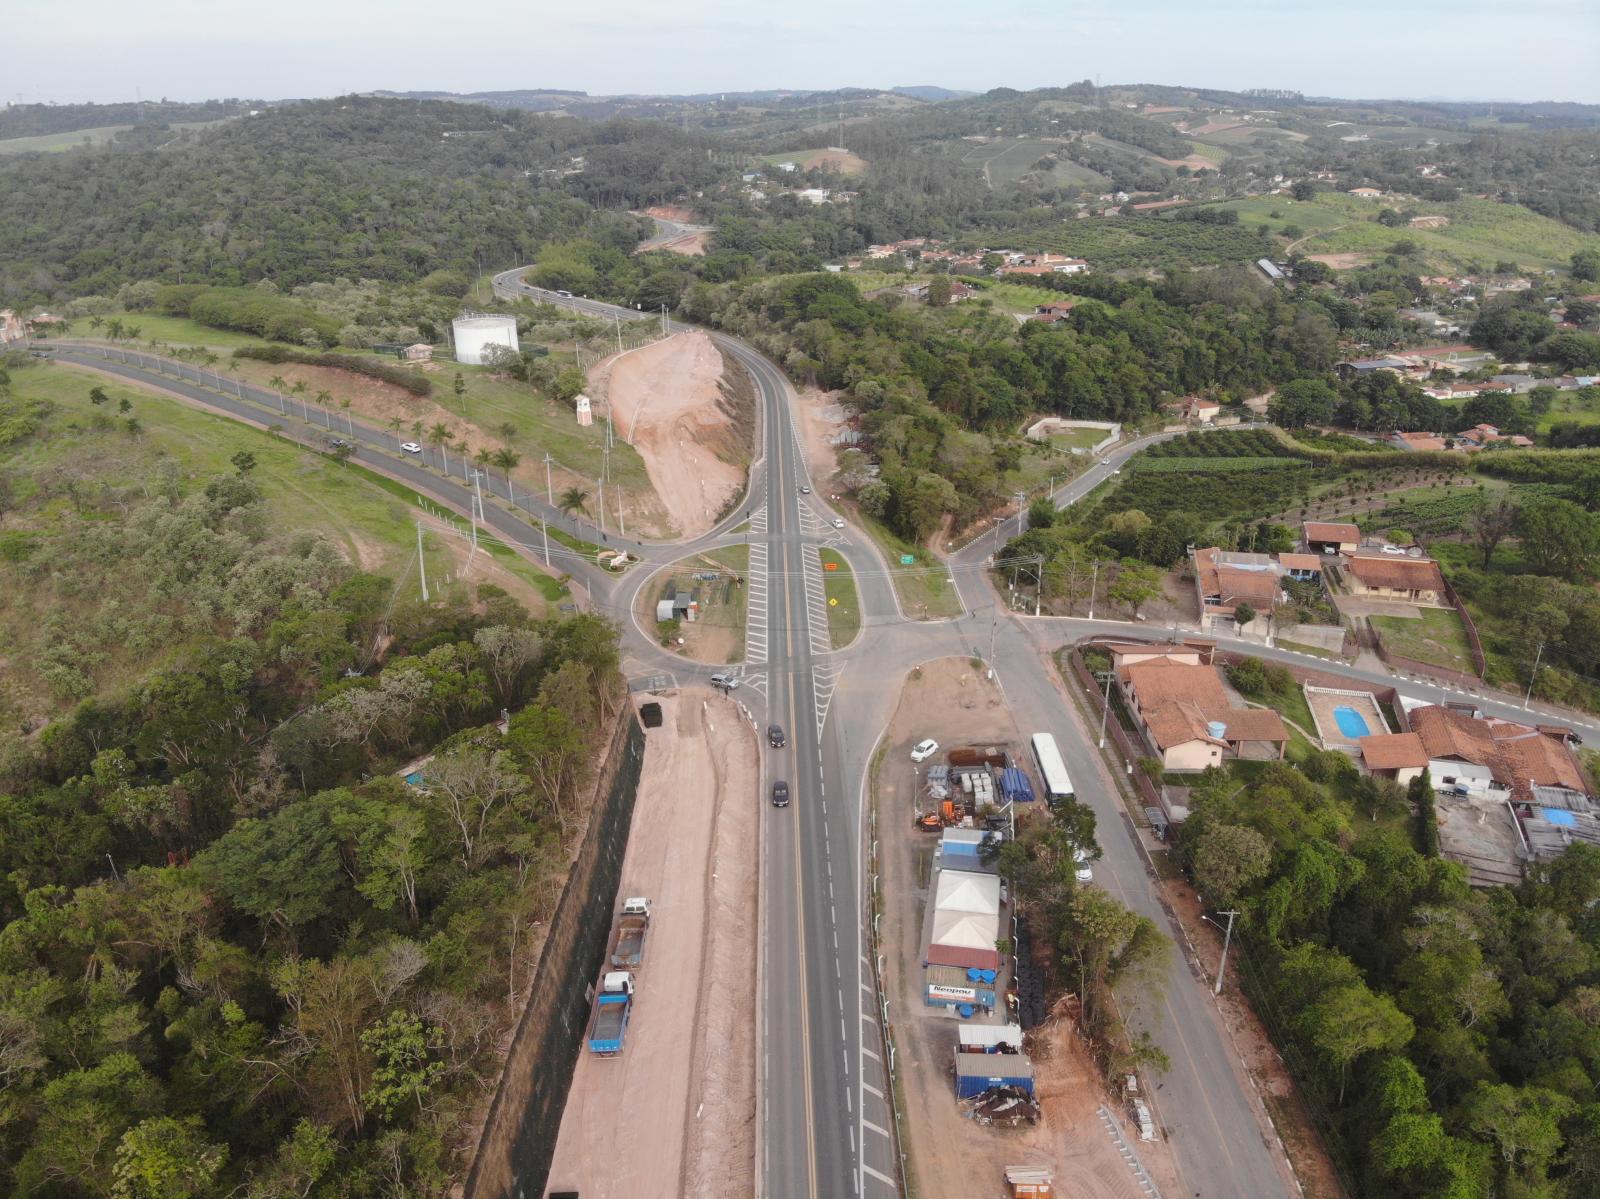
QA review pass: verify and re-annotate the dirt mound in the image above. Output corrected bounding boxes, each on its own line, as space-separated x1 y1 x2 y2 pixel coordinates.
801 148 868 175
643 204 695 223
648 231 709 256
586 331 749 539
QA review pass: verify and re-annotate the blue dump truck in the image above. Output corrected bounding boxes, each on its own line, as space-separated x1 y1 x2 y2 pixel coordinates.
586 971 635 1056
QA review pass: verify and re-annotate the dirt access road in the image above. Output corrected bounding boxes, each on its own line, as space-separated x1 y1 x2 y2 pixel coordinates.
586 331 748 539
545 691 758 1198
874 658 1179 1199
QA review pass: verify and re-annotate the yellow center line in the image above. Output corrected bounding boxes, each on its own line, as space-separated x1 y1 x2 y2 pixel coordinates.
774 389 820 1199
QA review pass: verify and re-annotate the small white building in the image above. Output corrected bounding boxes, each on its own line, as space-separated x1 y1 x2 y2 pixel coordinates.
575 394 593 427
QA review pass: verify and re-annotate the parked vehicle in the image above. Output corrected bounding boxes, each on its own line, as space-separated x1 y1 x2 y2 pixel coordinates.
911 738 940 763
607 898 652 969
400 441 422 454
771 780 790 807
768 724 786 748
829 517 845 529
586 971 635 1055
709 673 740 691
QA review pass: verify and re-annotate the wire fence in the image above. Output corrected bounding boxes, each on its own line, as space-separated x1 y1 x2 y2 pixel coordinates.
863 794 912 1198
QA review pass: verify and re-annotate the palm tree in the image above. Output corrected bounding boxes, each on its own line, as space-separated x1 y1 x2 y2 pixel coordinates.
387 415 404 448
428 422 453 472
105 318 125 343
411 420 425 441
314 389 333 428
474 447 493 473
125 325 141 342
492 447 521 482
496 421 518 447
558 486 589 517
267 375 288 414
492 447 521 502
89 316 104 334
291 379 309 421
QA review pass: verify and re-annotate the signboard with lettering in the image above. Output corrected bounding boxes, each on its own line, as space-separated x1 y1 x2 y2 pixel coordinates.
928 984 979 1002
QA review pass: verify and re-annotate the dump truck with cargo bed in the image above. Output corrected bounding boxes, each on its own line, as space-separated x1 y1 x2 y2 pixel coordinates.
607 897 651 968
586 971 635 1055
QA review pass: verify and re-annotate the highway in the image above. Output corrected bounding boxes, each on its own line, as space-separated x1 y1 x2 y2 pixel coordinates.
43 279 1600 1199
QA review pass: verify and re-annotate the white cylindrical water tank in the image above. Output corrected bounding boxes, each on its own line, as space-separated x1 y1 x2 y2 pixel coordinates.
451 314 519 366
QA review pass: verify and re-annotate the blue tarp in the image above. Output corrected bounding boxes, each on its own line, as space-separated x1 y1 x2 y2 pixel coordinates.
998 767 1035 803
1543 808 1578 827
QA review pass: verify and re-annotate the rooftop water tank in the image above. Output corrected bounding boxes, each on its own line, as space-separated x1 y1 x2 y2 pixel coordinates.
1207 720 1228 740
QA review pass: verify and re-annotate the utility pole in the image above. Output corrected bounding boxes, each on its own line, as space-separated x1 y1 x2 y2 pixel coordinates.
614 313 623 357
1014 490 1028 539
1213 910 1240 996
1524 641 1546 709
544 453 554 504
1088 560 1100 620
540 515 551 566
1096 669 1114 749
617 492 625 537
416 523 429 601
597 477 606 536
469 470 485 550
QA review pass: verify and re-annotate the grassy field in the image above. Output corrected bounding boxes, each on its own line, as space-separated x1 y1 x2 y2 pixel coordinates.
956 138 1108 189
0 124 133 154
1371 608 1477 675
650 546 748 664
1046 426 1109 452
1 361 562 722
69 311 277 351
819 547 862 649
1205 193 1600 271
968 279 1071 315
858 515 963 619
1537 387 1600 433
986 215 1274 271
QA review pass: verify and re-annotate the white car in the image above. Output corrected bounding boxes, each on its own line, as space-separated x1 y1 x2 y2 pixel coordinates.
800 485 812 495
1381 545 1407 556
910 738 940 763
400 442 422 454
1100 458 1112 466
1074 847 1094 883
829 517 846 529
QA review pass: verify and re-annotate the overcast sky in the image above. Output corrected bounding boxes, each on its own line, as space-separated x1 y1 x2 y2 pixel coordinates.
8 0 1598 106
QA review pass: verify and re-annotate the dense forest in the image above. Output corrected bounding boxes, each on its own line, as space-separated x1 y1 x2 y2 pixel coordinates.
0 382 624 1192
672 266 1343 539
0 99 257 139
0 98 700 304
1177 758 1600 1199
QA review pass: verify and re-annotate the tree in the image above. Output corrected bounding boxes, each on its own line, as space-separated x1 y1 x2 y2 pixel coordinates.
199 801 344 931
1192 823 1273 907
112 1116 227 1199
1291 179 1317 201
360 1009 444 1124
1268 378 1338 428
1460 1082 1574 1187
16 1054 163 1195
492 447 521 486
89 385 110 406
926 275 953 307
558 486 589 517
1472 495 1519 568
495 420 518 446
1516 497 1600 579
1410 773 1439 858
230 450 257 474
552 368 587 405
1233 601 1257 628
1572 249 1600 283
1298 980 1414 1101
427 421 453 472
452 371 466 409
1108 561 1162 618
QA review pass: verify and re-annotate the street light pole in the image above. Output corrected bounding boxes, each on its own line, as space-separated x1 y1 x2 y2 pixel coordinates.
1097 669 1115 749
544 453 554 504
1088 561 1099 621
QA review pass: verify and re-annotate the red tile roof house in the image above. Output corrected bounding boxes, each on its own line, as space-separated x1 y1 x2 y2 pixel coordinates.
1357 732 1430 783
1303 521 1360 554
1403 704 1588 804
1391 430 1449 452
1116 654 1287 770
1342 554 1448 605
1194 548 1281 636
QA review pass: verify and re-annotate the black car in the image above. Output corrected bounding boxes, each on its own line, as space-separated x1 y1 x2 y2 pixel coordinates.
768 724 786 748
771 780 790 807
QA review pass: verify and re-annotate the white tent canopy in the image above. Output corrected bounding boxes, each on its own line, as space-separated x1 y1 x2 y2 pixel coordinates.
931 908 1000 951
935 869 1001 916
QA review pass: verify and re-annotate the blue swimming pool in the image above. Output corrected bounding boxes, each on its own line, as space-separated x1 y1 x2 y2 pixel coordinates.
1333 705 1372 739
